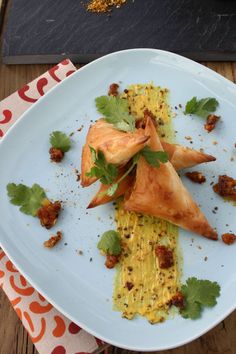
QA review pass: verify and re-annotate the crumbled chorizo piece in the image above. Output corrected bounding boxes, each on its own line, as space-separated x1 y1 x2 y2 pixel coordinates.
204 114 220 133
222 233 236 245
37 200 61 229
49 147 64 162
44 231 62 248
136 109 157 129
108 83 119 97
105 254 119 269
125 282 134 291
185 171 206 184
213 175 236 201
155 245 174 269
169 292 185 309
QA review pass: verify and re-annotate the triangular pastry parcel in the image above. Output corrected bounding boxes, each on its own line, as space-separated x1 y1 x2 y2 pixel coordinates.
124 116 218 240
81 119 149 186
161 141 215 170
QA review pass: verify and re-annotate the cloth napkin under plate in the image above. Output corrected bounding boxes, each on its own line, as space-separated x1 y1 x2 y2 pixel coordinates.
0 59 108 354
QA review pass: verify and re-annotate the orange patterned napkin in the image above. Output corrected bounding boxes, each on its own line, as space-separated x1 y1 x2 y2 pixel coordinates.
0 60 107 354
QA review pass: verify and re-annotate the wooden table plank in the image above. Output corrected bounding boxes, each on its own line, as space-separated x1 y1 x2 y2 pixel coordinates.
0 61 235 354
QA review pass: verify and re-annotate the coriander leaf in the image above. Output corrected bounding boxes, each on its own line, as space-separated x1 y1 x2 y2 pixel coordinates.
181 300 201 319
7 183 30 206
140 147 168 168
97 230 121 255
106 183 119 196
50 131 71 152
184 97 198 115
180 277 221 320
184 97 219 118
95 95 135 132
86 146 118 184
7 183 47 216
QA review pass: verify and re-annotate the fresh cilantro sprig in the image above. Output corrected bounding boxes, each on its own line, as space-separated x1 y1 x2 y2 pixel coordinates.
184 97 219 118
86 146 118 184
95 95 135 132
97 230 121 255
7 183 47 216
50 131 71 152
180 277 220 319
140 146 169 167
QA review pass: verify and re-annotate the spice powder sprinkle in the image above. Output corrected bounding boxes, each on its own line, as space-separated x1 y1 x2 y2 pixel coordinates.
86 0 127 13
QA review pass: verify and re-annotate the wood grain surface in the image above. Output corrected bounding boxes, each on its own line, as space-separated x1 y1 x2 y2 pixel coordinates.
0 62 235 354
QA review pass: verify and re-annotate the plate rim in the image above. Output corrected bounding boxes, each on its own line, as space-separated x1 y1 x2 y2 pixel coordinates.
0 48 236 351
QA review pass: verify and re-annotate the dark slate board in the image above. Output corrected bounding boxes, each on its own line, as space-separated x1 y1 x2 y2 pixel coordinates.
2 0 236 64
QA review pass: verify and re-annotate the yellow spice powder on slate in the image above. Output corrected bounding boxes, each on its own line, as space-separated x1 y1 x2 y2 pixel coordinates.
87 0 127 13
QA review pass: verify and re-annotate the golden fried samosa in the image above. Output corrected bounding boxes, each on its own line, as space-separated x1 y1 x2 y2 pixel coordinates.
161 141 216 170
124 116 218 240
87 167 134 208
81 119 149 187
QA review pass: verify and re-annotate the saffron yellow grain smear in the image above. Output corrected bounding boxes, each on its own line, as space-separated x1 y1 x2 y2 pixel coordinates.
113 83 180 323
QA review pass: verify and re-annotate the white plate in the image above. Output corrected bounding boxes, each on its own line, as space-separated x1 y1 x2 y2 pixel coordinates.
0 49 236 351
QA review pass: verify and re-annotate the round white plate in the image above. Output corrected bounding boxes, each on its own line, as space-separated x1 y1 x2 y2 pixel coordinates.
0 49 235 351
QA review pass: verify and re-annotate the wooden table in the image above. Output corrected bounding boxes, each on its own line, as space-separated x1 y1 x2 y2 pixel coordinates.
0 60 236 354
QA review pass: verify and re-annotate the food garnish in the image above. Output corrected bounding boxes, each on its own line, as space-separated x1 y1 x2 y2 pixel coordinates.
213 175 236 202
105 255 120 269
37 200 62 229
49 147 64 162
184 97 219 118
49 131 71 162
185 171 206 184
155 245 174 269
86 0 127 13
221 233 236 245
95 95 135 132
7 183 47 216
180 277 220 319
97 230 121 255
44 231 62 248
7 183 61 228
108 83 119 97
204 114 220 133
86 146 118 184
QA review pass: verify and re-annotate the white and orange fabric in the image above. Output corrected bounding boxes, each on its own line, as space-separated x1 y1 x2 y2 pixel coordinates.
0 60 107 354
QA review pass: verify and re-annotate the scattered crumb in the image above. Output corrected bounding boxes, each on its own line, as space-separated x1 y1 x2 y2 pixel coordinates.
212 140 218 145
90 257 93 262
69 132 74 137
78 250 84 255
172 112 177 118
44 231 62 248
223 148 228 152
64 242 68 246
230 157 234 161
178 103 182 108
185 136 192 140
199 148 205 153
204 256 208 261
222 233 236 245
197 246 202 250
77 125 84 132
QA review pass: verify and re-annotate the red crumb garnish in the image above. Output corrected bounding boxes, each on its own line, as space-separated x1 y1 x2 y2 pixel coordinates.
37 200 61 229
222 233 236 245
204 114 220 133
44 231 62 248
